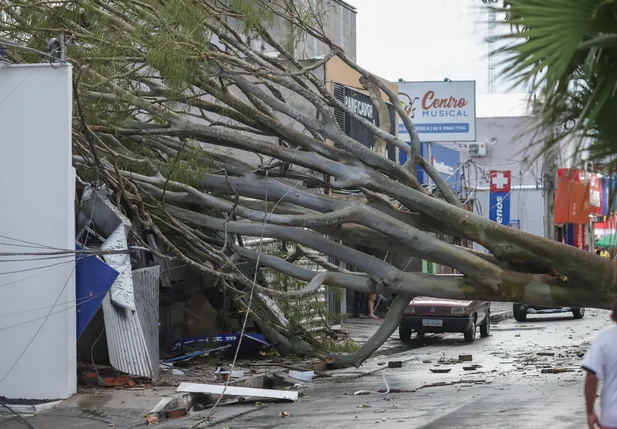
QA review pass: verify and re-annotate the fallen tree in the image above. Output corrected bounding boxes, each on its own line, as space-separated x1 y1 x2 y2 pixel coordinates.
1 0 616 367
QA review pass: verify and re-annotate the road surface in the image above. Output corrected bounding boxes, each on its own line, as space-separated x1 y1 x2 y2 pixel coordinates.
195 308 613 429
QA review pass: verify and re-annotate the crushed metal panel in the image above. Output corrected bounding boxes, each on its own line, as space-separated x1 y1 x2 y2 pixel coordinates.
80 188 126 237
133 266 160 379
84 190 159 379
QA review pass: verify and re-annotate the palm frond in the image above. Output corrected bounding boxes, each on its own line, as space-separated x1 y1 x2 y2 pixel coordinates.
496 0 617 166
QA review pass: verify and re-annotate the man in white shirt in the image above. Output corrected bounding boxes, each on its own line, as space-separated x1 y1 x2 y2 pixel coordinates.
583 299 617 429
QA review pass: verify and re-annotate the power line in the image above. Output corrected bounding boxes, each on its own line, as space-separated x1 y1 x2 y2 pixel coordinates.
0 402 35 429
0 293 106 318
0 234 64 250
0 260 78 276
0 247 147 257
0 292 102 334
0 259 76 289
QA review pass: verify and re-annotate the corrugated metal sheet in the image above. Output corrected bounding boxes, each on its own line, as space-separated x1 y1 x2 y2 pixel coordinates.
133 266 160 379
101 296 153 378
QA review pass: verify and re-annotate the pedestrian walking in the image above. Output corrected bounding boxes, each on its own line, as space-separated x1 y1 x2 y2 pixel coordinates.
583 299 617 429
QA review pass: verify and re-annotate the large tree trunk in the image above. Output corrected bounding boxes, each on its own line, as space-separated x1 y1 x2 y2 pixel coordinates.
4 0 615 366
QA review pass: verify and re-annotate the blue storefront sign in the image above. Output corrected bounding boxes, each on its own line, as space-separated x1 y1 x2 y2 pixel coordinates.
399 141 461 192
489 170 511 226
489 193 511 226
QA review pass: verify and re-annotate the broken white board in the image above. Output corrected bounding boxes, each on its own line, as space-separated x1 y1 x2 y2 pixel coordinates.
176 382 298 401
102 224 135 311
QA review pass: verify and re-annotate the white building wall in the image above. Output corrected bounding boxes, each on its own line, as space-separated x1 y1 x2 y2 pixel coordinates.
0 64 76 399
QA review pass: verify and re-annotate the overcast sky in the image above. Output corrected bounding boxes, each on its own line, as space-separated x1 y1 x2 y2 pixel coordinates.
346 0 511 94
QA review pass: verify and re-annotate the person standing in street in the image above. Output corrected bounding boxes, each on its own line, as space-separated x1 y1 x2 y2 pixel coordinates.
367 293 379 319
583 299 617 429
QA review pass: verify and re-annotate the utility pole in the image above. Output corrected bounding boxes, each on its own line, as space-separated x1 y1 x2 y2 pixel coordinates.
543 127 558 240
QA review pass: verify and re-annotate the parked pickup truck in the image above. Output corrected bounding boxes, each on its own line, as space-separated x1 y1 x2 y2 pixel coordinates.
399 297 491 343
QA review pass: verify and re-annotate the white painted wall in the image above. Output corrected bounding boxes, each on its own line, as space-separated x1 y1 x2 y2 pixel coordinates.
0 64 76 399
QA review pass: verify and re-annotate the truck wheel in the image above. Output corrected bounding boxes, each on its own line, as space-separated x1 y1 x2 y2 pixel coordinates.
480 314 491 338
513 303 527 322
464 320 476 343
399 327 412 343
572 308 585 319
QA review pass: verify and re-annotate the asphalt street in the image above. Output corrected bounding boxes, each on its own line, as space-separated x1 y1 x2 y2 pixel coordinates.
193 308 613 429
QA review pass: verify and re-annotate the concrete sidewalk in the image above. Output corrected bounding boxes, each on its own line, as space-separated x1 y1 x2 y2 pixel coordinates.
341 301 513 358
0 389 171 429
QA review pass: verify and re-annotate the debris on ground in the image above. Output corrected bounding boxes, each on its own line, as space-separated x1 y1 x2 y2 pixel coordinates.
190 404 205 412
280 412 290 417
145 416 159 425
161 345 231 365
288 370 314 382
537 352 555 357
463 365 483 371
387 361 403 369
459 355 473 362
215 366 245 380
166 408 187 419
80 369 136 388
430 368 451 374
412 379 488 392
176 382 299 401
541 368 575 374
438 357 460 365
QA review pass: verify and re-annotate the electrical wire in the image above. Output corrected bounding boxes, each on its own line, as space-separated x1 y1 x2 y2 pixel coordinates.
0 234 64 250
91 326 106 384
0 292 103 333
353 370 390 396
0 401 35 429
0 254 82 263
199 172 271 426
0 259 79 276
0 259 76 289
0 247 145 257
0 292 106 318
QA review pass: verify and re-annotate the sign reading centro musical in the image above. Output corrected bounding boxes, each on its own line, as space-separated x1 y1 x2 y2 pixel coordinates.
397 81 476 142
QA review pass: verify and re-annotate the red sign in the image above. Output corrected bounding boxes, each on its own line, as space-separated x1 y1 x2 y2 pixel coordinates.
555 168 591 224
574 224 586 249
490 170 511 193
